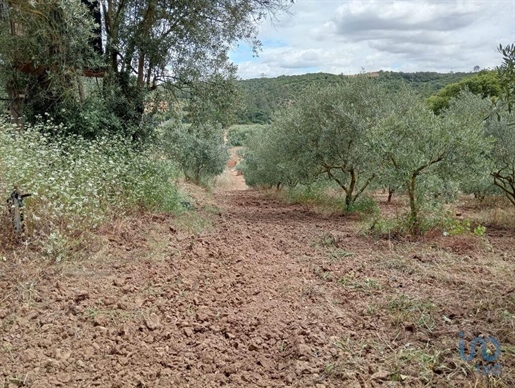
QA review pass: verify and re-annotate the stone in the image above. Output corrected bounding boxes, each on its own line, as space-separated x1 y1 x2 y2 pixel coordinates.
145 313 161 330
370 370 389 381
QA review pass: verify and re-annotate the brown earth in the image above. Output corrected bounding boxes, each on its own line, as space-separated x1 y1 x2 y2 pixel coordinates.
1 171 514 387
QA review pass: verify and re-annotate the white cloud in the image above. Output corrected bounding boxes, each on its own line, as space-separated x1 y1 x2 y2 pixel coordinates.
230 0 515 78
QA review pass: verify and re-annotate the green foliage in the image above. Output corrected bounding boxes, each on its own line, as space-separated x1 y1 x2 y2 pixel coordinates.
371 89 493 232
0 0 102 122
367 200 446 238
242 81 495 235
485 107 515 206
443 217 486 237
345 195 379 216
226 124 263 146
426 71 501 114
498 43 515 113
1 0 291 138
161 120 229 185
460 173 501 201
185 72 243 129
236 73 346 124
0 120 180 258
375 71 471 97
473 225 487 236
239 124 301 189
283 180 339 208
261 75 387 208
236 71 472 124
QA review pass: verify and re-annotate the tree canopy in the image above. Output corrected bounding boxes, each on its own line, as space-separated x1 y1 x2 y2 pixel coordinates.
0 0 293 138
426 70 501 114
242 75 390 208
235 71 472 124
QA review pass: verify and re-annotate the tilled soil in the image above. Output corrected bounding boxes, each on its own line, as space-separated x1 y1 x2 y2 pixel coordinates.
1 187 514 387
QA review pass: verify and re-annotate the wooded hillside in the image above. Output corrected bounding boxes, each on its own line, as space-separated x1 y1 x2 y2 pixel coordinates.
236 71 472 124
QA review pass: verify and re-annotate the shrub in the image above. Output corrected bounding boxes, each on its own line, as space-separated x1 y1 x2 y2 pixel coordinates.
346 195 379 216
283 181 334 207
0 120 181 258
226 124 262 146
161 120 229 185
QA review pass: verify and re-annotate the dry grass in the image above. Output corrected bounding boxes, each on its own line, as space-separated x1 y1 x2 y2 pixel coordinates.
315 232 515 387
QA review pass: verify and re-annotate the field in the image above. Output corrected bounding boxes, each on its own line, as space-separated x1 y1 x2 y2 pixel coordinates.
0 164 514 387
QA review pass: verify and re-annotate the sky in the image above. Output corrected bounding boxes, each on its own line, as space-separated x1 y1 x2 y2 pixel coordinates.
229 0 515 79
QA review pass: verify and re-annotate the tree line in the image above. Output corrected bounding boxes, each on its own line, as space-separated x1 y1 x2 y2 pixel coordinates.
240 72 515 233
235 71 474 125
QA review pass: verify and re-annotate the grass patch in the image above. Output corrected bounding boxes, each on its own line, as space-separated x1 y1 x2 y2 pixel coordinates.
338 275 382 295
387 293 436 331
282 182 345 214
326 248 354 263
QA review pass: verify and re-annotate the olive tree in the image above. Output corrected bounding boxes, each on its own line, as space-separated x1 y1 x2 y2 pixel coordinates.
240 123 309 189
485 107 515 206
161 119 228 185
371 89 492 231
247 75 389 209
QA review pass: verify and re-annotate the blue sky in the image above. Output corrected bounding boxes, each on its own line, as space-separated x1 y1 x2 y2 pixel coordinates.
229 0 515 79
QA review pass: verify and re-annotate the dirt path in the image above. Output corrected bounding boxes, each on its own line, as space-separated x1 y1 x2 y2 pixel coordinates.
214 147 247 192
1 169 514 386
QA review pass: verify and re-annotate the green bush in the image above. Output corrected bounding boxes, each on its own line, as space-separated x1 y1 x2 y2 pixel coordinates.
226 124 263 146
0 120 181 258
346 195 379 216
161 120 229 185
239 124 305 189
366 200 445 238
442 215 486 237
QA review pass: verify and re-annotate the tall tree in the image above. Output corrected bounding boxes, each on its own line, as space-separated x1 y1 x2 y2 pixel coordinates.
0 0 292 137
0 0 100 123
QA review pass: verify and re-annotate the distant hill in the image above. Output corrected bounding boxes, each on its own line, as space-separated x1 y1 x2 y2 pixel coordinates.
236 71 473 124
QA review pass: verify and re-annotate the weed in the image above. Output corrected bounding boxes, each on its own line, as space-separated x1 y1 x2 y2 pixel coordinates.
85 308 98 320
345 195 379 216
283 182 346 214
17 281 38 306
387 294 436 331
175 211 213 235
391 347 443 384
296 255 312 264
338 275 381 295
313 266 333 281
5 374 29 387
366 213 411 239
326 248 353 263
324 364 334 375
0 121 182 258
313 231 338 248
473 224 487 236
443 216 487 237
300 284 324 299
2 343 14 362
367 303 377 316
